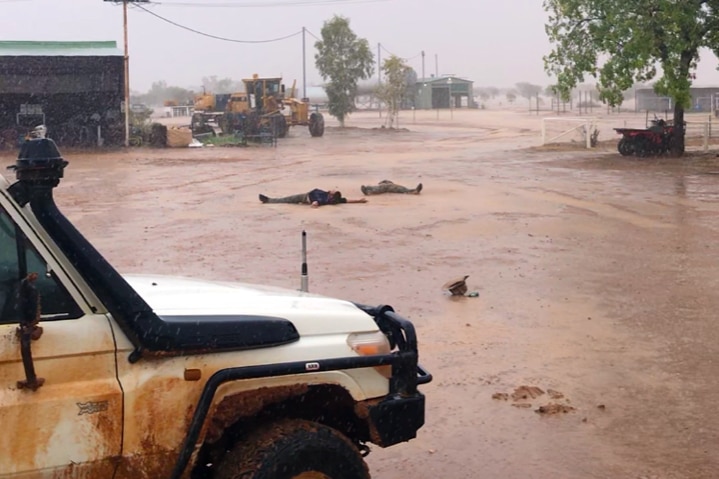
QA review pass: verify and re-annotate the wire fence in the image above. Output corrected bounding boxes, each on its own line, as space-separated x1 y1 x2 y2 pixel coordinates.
542 112 719 150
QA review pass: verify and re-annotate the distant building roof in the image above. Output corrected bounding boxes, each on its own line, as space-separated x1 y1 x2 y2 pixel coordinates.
305 85 328 102
635 85 719 91
416 76 473 84
0 41 122 57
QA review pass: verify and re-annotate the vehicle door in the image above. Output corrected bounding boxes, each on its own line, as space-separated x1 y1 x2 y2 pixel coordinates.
0 203 122 478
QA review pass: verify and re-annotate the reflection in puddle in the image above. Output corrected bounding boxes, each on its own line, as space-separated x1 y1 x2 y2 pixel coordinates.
679 174 719 201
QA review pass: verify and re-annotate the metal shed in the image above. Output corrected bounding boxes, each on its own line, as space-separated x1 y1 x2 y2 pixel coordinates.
414 76 475 109
0 41 125 148
634 86 719 114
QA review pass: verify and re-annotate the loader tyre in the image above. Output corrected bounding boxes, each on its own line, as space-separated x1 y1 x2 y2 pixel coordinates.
309 112 325 137
215 419 369 479
274 115 288 138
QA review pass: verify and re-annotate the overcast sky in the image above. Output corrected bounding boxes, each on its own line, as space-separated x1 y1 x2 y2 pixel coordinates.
3 0 719 93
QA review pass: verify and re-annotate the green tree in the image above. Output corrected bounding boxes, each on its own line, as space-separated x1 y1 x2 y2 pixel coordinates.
133 81 195 107
515 82 543 108
475 87 492 103
544 0 718 155
315 15 374 126
201 76 242 94
544 85 558 97
402 67 418 108
376 56 412 128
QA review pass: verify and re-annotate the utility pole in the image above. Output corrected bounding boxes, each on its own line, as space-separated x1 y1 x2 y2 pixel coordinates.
104 0 148 147
421 50 425 79
377 42 381 84
435 54 439 77
377 42 382 117
302 27 307 99
122 0 130 147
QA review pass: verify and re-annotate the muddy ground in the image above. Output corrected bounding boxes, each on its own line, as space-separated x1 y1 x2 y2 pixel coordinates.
4 109 719 478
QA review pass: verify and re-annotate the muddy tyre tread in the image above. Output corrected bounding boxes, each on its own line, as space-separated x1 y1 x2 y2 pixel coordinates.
215 418 370 479
274 115 288 138
309 112 325 137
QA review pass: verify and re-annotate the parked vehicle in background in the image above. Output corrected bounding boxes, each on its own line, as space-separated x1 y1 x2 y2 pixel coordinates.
614 117 685 157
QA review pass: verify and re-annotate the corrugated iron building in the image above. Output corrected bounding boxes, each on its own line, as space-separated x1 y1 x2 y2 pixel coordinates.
0 41 124 147
635 86 719 114
414 76 475 109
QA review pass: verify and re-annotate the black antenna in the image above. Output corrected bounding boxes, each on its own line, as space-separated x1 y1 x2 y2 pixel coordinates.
300 230 308 292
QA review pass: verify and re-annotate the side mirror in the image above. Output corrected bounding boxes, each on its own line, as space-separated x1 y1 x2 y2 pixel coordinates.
12 272 44 391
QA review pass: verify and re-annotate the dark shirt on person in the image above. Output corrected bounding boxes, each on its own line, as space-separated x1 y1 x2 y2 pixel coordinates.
308 189 346 205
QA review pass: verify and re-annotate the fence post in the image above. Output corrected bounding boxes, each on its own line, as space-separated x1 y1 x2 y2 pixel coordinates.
541 119 546 145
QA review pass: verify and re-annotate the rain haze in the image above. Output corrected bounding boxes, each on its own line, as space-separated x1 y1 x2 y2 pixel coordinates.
5 0 719 95
5 1 719 479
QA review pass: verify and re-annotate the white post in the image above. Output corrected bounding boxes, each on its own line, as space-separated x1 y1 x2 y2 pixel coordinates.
586 119 591 148
704 122 709 152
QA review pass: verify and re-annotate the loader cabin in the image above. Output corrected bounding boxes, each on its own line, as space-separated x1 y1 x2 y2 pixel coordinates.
242 76 285 114
227 93 250 114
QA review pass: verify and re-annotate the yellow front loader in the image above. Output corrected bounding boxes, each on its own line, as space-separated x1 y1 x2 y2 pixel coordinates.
220 75 324 138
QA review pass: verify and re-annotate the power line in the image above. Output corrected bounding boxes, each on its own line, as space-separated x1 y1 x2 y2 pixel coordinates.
380 43 421 62
147 0 388 7
380 43 394 56
306 29 321 42
403 52 423 61
132 3 303 43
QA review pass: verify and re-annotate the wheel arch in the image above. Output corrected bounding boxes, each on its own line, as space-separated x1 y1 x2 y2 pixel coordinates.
193 378 371 476
171 353 400 479
207 373 366 436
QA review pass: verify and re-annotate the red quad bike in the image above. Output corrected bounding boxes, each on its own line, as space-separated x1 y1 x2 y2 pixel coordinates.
614 117 685 157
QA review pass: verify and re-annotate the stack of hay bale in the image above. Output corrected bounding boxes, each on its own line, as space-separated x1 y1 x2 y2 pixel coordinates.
165 126 193 148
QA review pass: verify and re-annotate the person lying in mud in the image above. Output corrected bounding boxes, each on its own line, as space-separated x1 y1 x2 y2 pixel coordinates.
360 180 423 195
259 189 368 208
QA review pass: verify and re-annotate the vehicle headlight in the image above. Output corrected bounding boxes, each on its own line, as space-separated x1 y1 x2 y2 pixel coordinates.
347 331 392 378
347 331 391 356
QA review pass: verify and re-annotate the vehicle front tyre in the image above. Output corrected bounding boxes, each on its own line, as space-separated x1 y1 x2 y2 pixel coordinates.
214 419 370 479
